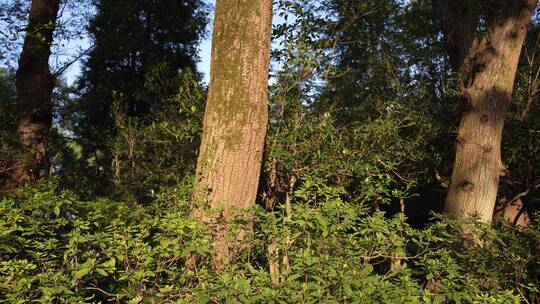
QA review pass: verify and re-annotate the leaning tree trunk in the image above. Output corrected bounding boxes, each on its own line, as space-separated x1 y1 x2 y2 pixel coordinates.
193 0 272 268
1 0 60 190
438 0 537 222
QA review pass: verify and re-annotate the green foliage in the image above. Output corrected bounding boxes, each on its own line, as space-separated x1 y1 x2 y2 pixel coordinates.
263 0 450 217
264 105 438 209
76 0 208 138
67 0 208 197
2 1 540 303
0 68 20 181
499 25 540 212
0 181 210 303
58 66 206 199
1 181 539 302
0 68 16 123
109 68 206 202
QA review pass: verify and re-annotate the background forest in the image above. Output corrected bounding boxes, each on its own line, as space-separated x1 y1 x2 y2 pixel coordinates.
1 0 540 303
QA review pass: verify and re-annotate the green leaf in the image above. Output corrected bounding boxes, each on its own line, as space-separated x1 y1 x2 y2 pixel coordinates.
54 206 60 216
74 267 91 279
159 285 174 293
197 295 210 304
452 294 462 304
101 258 116 269
128 296 143 304
433 295 445 304
96 268 108 276
360 264 373 276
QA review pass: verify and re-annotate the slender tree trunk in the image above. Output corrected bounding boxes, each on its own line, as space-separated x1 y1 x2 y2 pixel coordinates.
1 0 60 190
437 0 537 222
193 0 272 268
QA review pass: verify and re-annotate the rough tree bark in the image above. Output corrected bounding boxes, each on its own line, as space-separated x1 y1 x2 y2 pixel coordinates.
193 0 272 268
1 0 60 190
437 0 537 222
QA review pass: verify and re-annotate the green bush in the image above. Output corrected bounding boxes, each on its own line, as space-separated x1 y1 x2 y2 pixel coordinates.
108 67 205 203
1 181 538 303
0 68 21 182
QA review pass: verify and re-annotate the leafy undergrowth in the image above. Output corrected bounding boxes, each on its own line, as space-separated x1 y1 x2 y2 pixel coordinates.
1 181 539 303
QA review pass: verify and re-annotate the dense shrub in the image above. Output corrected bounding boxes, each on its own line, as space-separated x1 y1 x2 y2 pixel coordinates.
1 181 539 303
0 69 21 183
108 67 205 202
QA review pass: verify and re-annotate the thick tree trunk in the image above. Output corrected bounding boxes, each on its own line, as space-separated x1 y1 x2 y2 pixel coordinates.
1 0 60 190
438 0 537 222
193 0 272 268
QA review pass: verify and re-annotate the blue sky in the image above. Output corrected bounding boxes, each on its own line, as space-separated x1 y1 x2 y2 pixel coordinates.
198 36 212 84
197 0 214 84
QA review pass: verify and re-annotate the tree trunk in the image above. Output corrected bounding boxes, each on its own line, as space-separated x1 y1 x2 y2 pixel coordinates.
437 0 537 222
193 0 272 268
1 0 60 190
